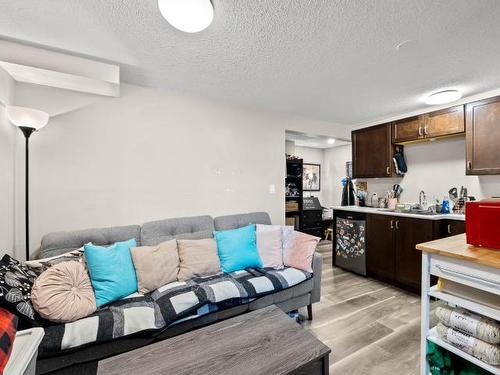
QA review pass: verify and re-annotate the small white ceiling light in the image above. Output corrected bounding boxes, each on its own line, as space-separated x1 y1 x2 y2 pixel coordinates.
327 138 336 145
6 106 49 130
158 0 214 33
425 90 462 105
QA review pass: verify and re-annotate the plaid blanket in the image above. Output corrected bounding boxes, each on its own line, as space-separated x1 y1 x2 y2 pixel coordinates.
39 267 311 354
0 307 18 372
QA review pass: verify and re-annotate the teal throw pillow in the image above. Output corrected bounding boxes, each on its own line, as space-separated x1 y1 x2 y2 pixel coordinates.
84 238 138 308
213 224 263 273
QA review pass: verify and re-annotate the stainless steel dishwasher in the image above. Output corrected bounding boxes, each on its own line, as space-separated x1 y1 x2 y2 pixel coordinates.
334 211 367 276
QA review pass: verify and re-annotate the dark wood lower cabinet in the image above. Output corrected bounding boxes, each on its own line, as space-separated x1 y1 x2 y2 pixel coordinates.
394 218 433 292
434 219 466 238
366 214 395 283
366 214 465 293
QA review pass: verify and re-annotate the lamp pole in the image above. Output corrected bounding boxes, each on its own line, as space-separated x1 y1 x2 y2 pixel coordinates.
19 126 35 261
5 105 49 261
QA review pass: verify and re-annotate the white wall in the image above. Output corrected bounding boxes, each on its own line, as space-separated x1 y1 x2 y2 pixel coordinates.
0 67 16 257
14 82 350 256
322 138 500 206
323 145 352 207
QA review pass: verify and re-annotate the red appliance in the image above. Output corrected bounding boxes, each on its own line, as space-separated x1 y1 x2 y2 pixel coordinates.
466 199 500 249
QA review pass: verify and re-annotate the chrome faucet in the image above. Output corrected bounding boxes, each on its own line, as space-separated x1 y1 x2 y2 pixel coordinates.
419 190 428 210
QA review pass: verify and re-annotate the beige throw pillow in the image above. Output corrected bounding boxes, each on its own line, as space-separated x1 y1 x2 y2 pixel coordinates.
177 238 221 281
31 261 97 323
130 240 179 294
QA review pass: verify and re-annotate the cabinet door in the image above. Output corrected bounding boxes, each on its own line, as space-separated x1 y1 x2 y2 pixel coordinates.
447 220 466 236
352 123 393 178
424 105 465 139
366 214 395 282
392 116 422 143
394 218 433 292
466 96 500 175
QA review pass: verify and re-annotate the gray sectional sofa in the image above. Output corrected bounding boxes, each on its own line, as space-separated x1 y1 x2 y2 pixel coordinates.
35 212 322 375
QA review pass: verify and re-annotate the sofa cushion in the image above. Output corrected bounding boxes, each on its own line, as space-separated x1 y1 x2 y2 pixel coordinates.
177 239 221 281
213 212 271 231
131 240 180 294
140 216 214 246
84 239 138 308
214 224 263 273
38 267 312 355
31 261 97 323
248 277 314 310
39 225 141 259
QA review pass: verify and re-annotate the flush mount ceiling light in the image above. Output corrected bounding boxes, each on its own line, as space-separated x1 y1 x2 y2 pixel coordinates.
327 138 336 144
425 90 462 105
158 0 214 33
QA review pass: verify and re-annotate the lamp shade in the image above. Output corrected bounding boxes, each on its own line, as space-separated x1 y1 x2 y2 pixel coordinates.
6 106 49 130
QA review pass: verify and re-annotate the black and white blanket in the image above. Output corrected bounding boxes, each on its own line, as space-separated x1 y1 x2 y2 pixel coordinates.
39 267 311 354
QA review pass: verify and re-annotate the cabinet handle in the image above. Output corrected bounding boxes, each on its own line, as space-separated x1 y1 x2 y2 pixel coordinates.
395 220 399 229
386 166 390 175
447 224 452 234
418 127 423 137
390 219 394 229
424 125 428 136
467 161 472 170
435 265 500 288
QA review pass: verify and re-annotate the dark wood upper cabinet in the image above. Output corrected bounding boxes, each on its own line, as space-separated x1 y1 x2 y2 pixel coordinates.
392 106 465 144
392 116 422 143
466 96 500 175
423 105 464 139
352 123 393 178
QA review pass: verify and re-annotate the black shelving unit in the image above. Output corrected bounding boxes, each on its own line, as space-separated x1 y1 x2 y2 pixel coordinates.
285 158 303 230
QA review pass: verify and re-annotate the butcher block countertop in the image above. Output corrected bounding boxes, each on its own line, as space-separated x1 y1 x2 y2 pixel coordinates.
416 234 500 269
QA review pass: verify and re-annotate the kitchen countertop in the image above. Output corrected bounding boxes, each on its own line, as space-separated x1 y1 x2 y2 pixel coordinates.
416 234 500 268
331 205 465 221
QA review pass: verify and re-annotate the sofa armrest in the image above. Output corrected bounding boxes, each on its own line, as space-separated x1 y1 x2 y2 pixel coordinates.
311 252 322 304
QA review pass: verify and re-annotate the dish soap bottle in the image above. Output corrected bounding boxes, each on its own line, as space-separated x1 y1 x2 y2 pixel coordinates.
441 197 450 214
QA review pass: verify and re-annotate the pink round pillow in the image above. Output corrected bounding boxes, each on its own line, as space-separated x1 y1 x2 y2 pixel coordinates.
31 261 96 323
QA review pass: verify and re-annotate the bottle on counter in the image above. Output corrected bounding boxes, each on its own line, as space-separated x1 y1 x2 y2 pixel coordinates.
441 197 450 214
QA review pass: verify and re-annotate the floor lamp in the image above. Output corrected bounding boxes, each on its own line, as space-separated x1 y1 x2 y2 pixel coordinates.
6 106 49 261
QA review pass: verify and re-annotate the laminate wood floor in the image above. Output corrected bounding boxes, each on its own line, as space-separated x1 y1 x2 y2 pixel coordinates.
301 241 421 375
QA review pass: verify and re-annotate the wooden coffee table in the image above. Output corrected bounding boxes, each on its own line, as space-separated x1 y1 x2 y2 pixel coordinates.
97 305 331 375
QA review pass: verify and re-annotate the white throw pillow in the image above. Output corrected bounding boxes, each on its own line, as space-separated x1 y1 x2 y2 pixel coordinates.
255 224 294 268
256 225 282 268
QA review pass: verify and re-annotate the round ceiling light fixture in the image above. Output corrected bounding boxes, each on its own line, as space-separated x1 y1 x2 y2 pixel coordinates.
425 90 462 105
327 138 336 145
158 0 214 33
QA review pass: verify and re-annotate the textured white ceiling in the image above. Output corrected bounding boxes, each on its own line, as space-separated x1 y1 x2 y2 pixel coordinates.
1 0 500 125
